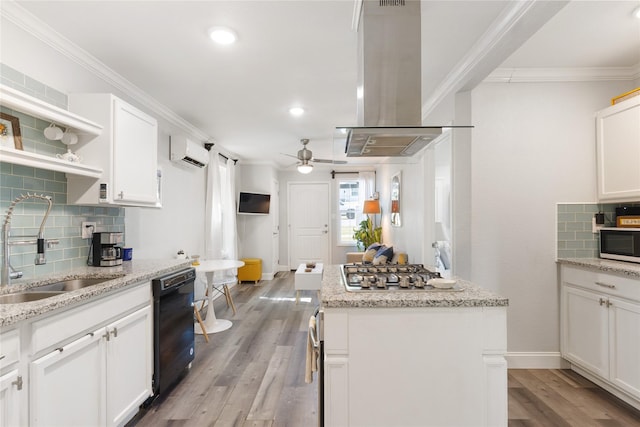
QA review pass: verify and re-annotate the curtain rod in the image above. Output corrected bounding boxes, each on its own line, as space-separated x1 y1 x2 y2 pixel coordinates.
204 142 238 164
330 170 359 179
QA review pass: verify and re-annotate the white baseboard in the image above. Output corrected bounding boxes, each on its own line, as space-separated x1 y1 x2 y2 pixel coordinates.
505 352 570 369
262 273 274 281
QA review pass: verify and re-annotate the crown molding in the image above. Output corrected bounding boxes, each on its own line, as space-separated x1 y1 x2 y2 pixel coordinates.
1 1 220 146
421 0 544 120
485 64 640 83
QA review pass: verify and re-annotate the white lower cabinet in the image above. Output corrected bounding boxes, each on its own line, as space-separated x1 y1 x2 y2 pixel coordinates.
560 265 640 409
29 306 152 427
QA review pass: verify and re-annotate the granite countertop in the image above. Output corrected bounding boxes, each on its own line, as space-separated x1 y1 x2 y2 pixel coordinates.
0 259 192 327
321 264 508 308
557 258 640 279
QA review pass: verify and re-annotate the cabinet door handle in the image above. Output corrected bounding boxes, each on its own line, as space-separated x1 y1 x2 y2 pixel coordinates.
103 332 110 341
595 281 616 289
111 327 118 338
599 298 607 306
606 300 613 308
0 355 5 361
11 375 23 391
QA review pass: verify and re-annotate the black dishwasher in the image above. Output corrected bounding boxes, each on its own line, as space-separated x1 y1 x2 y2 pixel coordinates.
151 267 196 396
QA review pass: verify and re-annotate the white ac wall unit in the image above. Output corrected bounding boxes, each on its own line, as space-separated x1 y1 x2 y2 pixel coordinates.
170 135 209 168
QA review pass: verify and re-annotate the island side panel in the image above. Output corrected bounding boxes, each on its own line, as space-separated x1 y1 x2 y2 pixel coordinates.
324 306 507 427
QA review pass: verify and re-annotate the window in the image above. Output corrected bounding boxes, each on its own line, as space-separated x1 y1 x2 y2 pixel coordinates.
337 179 364 245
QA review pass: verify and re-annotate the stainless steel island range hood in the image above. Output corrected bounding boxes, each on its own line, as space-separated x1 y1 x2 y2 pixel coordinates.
342 0 469 158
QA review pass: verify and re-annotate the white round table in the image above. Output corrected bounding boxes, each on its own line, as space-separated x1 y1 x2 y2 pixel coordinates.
194 259 244 333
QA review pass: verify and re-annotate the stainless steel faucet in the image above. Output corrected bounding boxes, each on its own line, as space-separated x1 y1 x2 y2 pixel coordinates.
2 193 59 286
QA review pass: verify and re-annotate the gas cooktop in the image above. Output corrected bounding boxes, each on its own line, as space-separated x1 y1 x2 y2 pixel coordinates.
341 263 462 292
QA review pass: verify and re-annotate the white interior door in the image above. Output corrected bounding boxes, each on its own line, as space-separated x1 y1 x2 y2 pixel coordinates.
288 182 330 268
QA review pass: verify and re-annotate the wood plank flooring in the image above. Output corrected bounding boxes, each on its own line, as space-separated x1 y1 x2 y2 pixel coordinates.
129 271 640 427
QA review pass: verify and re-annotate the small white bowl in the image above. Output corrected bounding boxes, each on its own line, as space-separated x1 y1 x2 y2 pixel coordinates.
427 278 457 289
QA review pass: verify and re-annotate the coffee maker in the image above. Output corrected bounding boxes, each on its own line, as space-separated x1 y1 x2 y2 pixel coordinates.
92 232 123 267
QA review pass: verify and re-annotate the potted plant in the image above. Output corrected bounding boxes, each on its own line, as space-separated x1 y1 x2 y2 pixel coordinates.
353 217 382 251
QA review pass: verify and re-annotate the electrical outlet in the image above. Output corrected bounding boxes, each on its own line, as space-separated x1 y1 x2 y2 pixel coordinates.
82 222 97 239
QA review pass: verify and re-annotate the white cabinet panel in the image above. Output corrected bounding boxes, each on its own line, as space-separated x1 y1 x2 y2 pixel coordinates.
596 96 640 202
0 369 22 427
561 285 609 378
106 306 153 426
112 99 158 204
324 306 507 427
609 297 640 398
30 331 105 427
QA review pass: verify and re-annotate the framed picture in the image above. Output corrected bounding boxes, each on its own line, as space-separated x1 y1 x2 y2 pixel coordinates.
0 112 23 150
390 172 401 227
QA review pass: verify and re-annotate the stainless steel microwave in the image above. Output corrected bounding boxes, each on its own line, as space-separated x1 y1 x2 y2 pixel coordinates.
599 227 640 263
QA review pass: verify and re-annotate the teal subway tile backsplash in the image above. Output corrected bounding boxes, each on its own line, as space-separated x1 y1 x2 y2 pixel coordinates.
1 64 125 281
557 203 600 258
557 202 640 259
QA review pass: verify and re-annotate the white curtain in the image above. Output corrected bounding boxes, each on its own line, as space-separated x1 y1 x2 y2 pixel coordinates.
205 148 223 260
221 158 238 261
359 171 376 200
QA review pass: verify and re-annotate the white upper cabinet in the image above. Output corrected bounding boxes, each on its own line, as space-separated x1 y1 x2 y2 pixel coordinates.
67 94 159 207
596 96 640 202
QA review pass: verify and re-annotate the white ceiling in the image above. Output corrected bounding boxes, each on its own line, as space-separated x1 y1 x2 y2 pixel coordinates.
11 0 640 170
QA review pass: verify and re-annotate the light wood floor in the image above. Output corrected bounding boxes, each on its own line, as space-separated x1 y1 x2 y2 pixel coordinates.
130 271 640 427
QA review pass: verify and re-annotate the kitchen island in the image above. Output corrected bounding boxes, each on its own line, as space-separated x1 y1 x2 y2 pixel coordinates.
320 265 509 427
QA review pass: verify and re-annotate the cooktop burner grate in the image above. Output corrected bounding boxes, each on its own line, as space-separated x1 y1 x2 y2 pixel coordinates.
341 263 462 292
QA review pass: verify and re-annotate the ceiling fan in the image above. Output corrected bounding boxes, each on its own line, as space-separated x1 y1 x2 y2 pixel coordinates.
283 138 347 174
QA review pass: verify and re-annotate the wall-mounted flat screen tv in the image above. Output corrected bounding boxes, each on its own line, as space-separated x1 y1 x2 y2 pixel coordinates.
237 191 270 215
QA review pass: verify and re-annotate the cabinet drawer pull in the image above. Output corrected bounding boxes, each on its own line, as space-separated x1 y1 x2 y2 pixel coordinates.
595 281 616 289
0 355 5 361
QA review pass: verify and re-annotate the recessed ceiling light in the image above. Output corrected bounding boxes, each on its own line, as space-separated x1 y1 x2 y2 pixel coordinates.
289 107 305 116
208 27 237 45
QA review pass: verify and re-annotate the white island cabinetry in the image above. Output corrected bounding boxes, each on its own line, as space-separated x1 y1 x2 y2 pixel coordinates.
560 263 640 410
67 93 159 207
321 266 509 427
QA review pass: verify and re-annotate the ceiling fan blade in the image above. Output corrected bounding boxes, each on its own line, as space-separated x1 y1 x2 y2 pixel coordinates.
312 158 348 164
280 153 299 159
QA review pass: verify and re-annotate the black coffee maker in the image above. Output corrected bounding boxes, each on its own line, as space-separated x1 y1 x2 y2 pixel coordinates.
92 232 124 267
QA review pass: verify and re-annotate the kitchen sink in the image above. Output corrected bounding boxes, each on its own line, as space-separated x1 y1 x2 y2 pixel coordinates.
0 291 65 304
30 277 119 292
